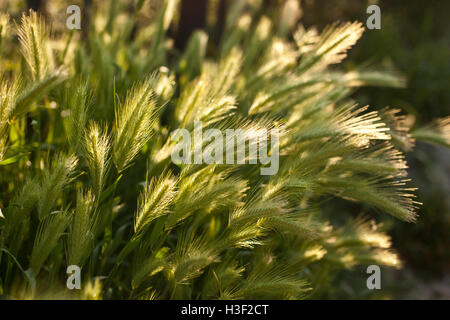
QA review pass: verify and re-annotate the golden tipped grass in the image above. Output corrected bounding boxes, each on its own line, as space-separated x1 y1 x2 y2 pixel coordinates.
134 171 177 235
0 80 17 161
0 13 9 53
17 10 53 81
412 116 450 147
83 121 111 199
67 189 97 267
65 82 91 153
2 178 40 255
30 209 71 275
298 21 365 73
